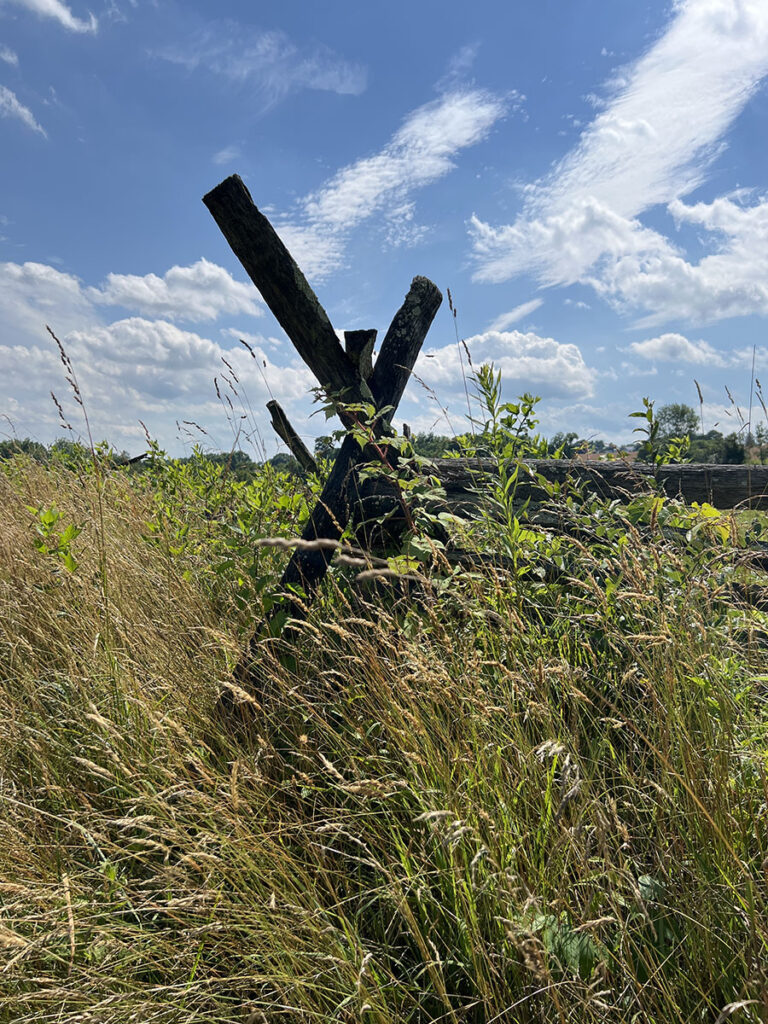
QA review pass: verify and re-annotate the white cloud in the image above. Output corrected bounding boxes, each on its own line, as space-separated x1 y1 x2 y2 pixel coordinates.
275 221 346 282
305 91 504 230
0 0 97 33
65 317 310 403
212 143 241 166
472 195 672 287
0 260 313 454
282 89 506 278
629 332 728 366
592 193 768 325
437 42 482 91
0 262 94 337
0 85 45 135
416 328 597 401
629 329 768 369
470 0 768 325
155 24 365 108
382 201 429 250
89 258 263 322
0 44 18 65
488 298 543 331
1 317 313 451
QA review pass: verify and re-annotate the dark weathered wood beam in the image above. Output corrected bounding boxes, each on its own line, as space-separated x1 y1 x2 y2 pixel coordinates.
277 276 442 608
344 329 376 382
266 400 318 475
203 175 369 404
432 458 768 510
368 276 441 425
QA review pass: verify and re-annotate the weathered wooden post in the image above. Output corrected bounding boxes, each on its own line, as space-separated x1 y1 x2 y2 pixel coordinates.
203 175 442 653
266 400 318 475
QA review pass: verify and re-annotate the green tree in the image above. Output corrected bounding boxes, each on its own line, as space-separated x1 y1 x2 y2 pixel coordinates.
410 433 460 458
314 435 339 462
721 432 746 464
656 403 699 440
0 438 48 462
547 431 581 457
267 452 302 476
755 423 768 464
688 429 725 463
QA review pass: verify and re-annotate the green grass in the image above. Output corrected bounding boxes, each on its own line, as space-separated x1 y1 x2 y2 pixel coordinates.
1 447 767 1023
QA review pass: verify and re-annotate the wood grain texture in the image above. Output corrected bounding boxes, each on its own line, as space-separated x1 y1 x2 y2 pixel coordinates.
278 277 442 605
344 329 376 382
203 175 369 404
432 459 768 510
266 400 318 475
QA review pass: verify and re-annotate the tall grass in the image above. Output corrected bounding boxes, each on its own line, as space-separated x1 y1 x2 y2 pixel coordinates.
0 434 767 1022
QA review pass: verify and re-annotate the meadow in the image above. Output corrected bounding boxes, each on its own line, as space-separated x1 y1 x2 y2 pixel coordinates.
1 377 767 1022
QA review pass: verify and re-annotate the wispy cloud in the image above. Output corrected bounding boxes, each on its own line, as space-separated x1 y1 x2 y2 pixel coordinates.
471 0 768 322
436 42 482 92
0 44 18 65
488 298 543 332
281 89 507 278
155 23 366 110
89 258 263 323
0 0 97 33
212 144 241 166
0 85 46 135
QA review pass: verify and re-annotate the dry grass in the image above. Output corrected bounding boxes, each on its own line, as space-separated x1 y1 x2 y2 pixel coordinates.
0 453 767 1022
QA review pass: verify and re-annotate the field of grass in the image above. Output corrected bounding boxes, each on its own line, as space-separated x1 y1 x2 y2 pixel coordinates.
1 430 767 1022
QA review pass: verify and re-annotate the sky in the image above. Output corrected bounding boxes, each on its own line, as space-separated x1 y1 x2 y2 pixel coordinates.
1 0 768 457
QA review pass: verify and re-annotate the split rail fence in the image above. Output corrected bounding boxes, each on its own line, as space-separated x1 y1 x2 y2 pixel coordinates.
202 173 768 660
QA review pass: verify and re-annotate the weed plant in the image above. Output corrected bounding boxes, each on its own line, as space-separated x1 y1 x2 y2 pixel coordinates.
1 371 767 1023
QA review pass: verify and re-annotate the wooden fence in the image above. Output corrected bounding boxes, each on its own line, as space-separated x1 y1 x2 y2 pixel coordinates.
432 459 768 511
201 172 768 684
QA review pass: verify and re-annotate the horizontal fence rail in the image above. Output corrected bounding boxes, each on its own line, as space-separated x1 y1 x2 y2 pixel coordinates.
430 459 768 511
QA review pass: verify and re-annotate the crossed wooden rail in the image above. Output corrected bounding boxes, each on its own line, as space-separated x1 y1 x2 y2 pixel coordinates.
203 174 768 648
204 175 442 625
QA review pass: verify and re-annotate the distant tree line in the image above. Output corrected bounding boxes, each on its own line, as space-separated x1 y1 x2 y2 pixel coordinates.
1 402 759 474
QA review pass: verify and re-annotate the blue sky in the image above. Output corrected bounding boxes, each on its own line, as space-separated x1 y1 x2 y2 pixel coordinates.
1 0 768 457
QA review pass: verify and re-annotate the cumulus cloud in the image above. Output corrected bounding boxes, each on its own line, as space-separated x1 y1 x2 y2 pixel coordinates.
629 332 728 366
0 0 97 33
282 89 506 278
89 258 263 322
0 259 313 453
592 193 768 325
416 328 597 401
488 298 543 332
154 24 365 109
470 0 768 326
0 85 45 135
0 44 18 65
629 329 767 369
0 261 94 337
1 317 313 450
65 317 310 403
